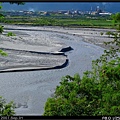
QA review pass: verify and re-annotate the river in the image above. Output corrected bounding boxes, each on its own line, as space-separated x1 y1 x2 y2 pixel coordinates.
0 26 104 115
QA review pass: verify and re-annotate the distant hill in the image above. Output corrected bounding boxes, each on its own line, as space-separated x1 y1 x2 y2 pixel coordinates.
1 2 120 13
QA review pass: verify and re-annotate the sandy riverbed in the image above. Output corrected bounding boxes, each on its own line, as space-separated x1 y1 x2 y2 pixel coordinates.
3 24 115 47
0 25 115 72
0 25 115 115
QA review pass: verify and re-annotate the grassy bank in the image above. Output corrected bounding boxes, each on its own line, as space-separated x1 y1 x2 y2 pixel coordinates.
0 15 115 29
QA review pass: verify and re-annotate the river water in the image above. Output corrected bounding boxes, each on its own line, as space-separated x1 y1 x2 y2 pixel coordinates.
0 28 104 115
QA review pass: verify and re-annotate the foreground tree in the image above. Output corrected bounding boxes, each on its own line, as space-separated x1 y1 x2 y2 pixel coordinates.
111 12 120 31
43 13 120 116
44 60 120 116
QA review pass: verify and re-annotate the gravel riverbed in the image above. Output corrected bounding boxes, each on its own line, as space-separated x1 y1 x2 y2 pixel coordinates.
0 25 114 115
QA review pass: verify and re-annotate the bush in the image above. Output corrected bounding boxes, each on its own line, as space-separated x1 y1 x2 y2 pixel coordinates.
7 32 16 37
0 50 8 56
0 26 4 34
100 32 104 36
0 96 15 116
106 31 113 37
44 58 120 116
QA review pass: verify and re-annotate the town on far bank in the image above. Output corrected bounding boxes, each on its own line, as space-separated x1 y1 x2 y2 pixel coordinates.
1 6 112 17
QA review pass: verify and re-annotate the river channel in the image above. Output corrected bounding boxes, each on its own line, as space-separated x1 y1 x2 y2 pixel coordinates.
0 26 104 115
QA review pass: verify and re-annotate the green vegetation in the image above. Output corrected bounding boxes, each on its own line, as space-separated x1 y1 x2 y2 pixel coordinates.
44 63 120 116
0 50 8 56
1 15 114 29
100 32 104 36
7 32 16 37
0 96 15 116
111 12 120 31
43 13 120 116
0 25 4 33
106 31 113 37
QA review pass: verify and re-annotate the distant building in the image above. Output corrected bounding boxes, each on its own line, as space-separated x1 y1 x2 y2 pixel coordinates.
43 12 50 16
99 12 112 15
66 10 72 15
95 6 103 15
90 6 112 16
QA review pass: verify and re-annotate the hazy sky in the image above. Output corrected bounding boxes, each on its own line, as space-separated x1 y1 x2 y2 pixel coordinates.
1 2 120 13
